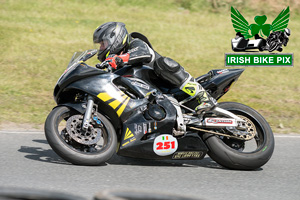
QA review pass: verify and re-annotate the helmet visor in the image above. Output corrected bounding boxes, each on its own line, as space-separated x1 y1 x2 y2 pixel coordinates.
94 33 116 61
94 38 112 61
94 39 110 52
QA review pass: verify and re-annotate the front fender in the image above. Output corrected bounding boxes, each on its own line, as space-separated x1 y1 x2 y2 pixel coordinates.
54 102 86 114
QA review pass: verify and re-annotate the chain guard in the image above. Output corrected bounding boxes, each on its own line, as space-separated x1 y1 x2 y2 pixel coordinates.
66 115 102 145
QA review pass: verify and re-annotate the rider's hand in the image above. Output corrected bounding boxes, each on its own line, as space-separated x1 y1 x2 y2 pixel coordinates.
105 55 124 69
95 61 110 69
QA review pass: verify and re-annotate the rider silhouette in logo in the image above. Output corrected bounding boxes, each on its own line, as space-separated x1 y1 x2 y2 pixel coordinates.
265 28 291 52
93 22 217 112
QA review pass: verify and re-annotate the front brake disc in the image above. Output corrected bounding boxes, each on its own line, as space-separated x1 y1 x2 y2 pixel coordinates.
66 115 102 145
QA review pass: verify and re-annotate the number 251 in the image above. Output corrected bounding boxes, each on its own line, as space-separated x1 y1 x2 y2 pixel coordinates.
156 141 175 150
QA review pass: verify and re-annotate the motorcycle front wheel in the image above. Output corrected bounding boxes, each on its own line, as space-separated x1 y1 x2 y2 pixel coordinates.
44 106 117 165
203 102 275 170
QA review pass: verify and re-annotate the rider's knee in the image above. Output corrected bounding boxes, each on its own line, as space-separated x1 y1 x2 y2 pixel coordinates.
153 57 189 87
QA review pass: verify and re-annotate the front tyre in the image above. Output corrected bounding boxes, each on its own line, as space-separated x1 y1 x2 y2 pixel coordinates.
44 106 117 165
203 102 275 170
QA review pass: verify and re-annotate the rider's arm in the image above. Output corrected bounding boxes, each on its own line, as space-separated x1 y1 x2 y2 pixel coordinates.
105 38 155 69
126 38 155 65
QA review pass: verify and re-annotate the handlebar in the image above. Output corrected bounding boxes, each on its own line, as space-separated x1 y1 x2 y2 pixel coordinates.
96 61 113 72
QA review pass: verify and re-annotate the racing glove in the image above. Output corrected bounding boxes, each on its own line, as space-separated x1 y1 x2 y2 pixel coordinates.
105 54 129 69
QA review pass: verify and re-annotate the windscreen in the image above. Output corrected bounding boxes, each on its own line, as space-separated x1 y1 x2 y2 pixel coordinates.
67 51 86 69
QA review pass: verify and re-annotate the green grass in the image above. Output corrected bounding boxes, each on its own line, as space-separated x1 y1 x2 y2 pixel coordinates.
0 0 299 133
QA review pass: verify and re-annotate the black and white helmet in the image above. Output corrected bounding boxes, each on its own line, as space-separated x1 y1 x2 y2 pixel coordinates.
93 22 129 62
284 28 291 38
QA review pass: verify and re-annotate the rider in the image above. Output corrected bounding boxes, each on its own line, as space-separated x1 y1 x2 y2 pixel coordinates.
93 22 217 112
266 28 291 52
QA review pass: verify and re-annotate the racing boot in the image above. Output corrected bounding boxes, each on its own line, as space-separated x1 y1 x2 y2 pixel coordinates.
180 77 217 113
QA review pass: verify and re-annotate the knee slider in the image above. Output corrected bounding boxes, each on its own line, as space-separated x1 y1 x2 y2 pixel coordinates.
154 57 189 87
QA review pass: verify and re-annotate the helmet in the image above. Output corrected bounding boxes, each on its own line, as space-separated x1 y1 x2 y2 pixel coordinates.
284 28 291 38
93 22 129 62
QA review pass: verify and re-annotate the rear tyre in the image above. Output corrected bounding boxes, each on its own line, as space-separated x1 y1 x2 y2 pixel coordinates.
45 106 117 165
203 102 274 170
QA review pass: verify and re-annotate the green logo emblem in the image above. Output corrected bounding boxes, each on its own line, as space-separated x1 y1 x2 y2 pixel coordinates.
231 6 290 39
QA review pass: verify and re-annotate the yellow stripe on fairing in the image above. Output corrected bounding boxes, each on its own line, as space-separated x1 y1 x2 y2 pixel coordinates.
109 99 122 109
120 92 128 101
117 97 130 117
97 93 112 102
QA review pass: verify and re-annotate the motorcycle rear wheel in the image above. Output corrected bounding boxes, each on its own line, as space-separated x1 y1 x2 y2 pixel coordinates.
203 102 274 170
45 106 117 165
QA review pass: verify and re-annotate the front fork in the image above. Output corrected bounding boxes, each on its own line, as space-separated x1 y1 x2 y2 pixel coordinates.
82 96 95 130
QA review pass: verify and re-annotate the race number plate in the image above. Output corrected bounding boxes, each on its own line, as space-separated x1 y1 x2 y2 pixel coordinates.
153 134 178 156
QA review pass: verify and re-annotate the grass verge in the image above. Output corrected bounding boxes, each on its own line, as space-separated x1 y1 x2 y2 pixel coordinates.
0 0 299 133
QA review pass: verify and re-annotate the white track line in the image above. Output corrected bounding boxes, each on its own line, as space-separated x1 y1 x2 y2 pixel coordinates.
0 131 44 134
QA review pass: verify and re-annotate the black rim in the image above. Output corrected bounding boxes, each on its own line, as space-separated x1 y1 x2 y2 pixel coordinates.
217 109 266 154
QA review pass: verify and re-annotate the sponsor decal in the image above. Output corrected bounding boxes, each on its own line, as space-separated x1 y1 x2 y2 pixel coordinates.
122 127 136 147
131 81 150 90
124 127 134 140
122 137 136 147
154 121 157 130
134 122 153 135
153 134 178 156
134 124 142 135
143 123 147 134
148 122 152 133
206 118 233 124
262 146 268 152
217 69 229 74
182 82 197 96
172 151 203 159
128 47 139 54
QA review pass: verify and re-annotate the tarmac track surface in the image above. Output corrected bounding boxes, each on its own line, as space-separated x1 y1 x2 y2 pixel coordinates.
0 131 299 200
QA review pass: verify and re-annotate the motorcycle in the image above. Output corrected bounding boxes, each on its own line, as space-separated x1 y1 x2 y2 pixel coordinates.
44 49 274 170
231 33 266 52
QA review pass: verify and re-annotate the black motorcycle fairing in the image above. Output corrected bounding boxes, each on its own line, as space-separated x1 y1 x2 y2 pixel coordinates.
115 92 208 160
118 131 208 160
118 93 177 148
64 74 149 121
202 68 244 100
54 63 106 103
113 76 152 99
